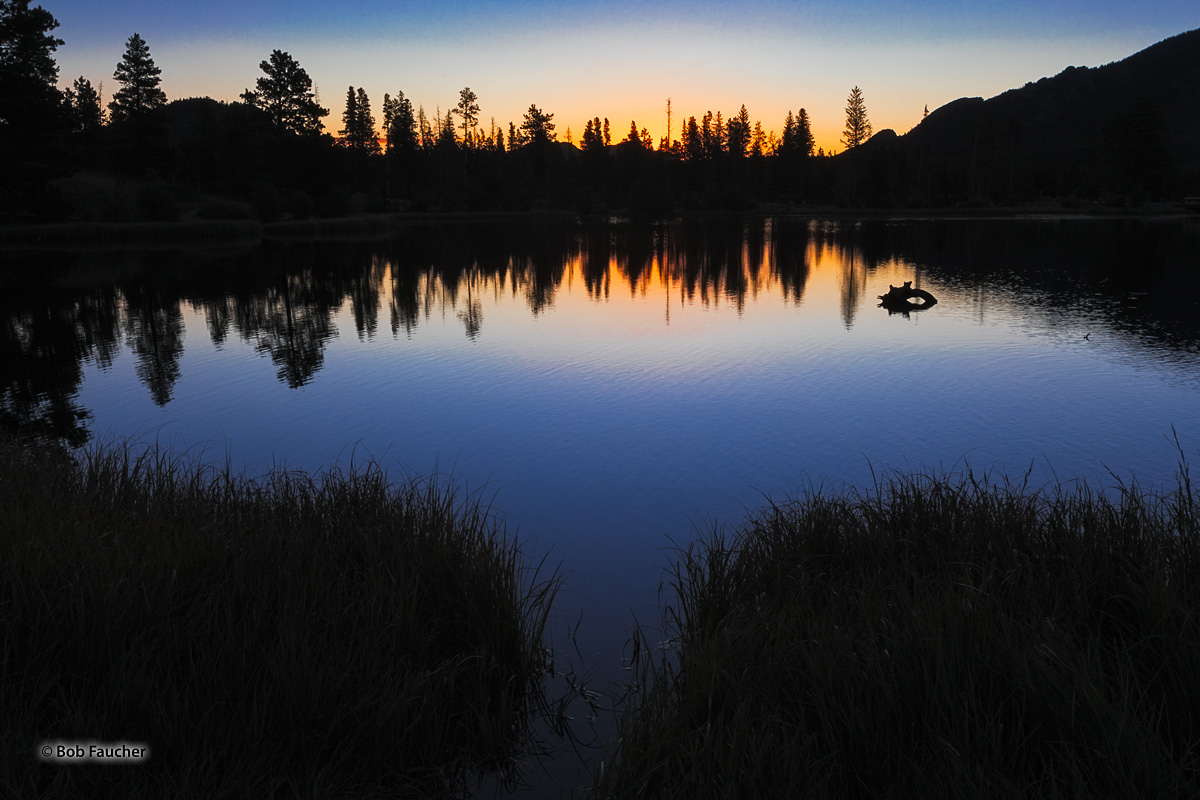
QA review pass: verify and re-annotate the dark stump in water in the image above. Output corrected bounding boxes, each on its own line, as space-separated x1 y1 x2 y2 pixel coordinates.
879 281 938 313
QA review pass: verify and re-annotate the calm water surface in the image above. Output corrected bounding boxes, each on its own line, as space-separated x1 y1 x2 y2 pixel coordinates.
4 215 1199 725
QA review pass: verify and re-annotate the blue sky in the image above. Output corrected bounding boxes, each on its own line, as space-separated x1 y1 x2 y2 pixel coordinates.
46 1 1199 151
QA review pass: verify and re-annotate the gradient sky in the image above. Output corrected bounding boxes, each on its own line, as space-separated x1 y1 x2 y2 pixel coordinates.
46 1 1198 153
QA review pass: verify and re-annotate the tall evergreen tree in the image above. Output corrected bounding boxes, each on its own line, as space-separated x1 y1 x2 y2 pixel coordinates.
727 104 750 157
383 90 416 154
63 75 102 133
701 111 715 159
581 117 604 154
417 105 432 148
340 85 358 145
381 93 396 140
0 0 62 87
108 33 166 124
623 119 641 146
436 106 456 148
796 108 815 156
241 49 327 136
841 86 872 150
520 104 555 146
339 86 377 151
682 116 703 163
780 110 797 155
355 87 378 153
0 0 66 190
751 120 766 158
456 86 479 147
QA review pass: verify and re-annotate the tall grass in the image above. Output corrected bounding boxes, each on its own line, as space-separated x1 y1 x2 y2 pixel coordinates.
598 456 1200 799
0 433 562 799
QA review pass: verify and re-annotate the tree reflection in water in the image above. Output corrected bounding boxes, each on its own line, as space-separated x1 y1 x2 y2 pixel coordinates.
3 216 1198 446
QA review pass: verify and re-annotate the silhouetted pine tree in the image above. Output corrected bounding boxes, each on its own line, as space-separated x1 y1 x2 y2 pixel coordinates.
356 87 378 153
727 104 751 157
340 86 358 145
339 86 378 152
241 50 327 136
624 120 641 147
456 87 479 147
581 118 603 153
841 86 872 149
682 116 703 163
108 33 166 124
0 0 67 197
382 91 417 153
751 121 766 157
796 108 815 156
63 76 102 133
520 105 555 146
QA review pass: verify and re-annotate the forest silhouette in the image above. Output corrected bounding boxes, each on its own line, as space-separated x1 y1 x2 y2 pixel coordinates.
1 2 1199 223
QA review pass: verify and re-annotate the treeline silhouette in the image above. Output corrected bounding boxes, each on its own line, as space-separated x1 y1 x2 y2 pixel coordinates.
2 4 1198 222
5 216 1199 445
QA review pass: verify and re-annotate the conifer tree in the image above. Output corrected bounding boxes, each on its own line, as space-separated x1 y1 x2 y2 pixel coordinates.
63 76 102 133
603 117 610 146
682 116 703 162
241 49 327 136
796 108 814 156
520 104 555 146
727 104 751 157
0 0 62 87
383 90 416 153
417 105 431 148
751 120 766 157
108 33 166 124
436 106 456 148
339 86 378 151
340 85 358 145
841 86 872 149
701 111 715 159
456 86 479 147
355 87 378 153
0 0 66 187
780 110 797 155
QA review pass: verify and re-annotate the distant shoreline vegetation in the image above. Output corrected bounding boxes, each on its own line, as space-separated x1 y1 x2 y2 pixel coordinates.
1 201 1192 251
2 4 1198 223
4 433 1199 797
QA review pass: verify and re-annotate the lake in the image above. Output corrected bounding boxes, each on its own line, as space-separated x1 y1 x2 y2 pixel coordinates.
4 214 1199 784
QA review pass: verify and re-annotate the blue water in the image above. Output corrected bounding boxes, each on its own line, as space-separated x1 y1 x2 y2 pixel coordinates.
8 216 1200 693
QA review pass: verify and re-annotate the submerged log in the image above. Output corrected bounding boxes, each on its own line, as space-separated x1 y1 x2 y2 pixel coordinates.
878 281 938 311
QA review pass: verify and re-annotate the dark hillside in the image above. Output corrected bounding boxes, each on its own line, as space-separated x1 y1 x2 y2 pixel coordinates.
862 28 1200 205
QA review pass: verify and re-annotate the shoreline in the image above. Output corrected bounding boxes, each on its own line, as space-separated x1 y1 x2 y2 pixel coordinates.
1 203 1193 251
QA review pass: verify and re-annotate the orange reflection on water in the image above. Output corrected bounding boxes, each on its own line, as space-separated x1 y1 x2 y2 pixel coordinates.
359 220 934 346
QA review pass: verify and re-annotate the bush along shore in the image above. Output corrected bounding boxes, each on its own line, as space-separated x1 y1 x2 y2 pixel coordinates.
0 434 563 799
598 458 1200 799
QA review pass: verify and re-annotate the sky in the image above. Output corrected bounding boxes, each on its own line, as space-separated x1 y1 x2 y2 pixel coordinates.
45 0 1199 154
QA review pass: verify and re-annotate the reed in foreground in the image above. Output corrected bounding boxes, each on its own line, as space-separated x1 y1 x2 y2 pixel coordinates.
598 461 1200 799
0 434 561 799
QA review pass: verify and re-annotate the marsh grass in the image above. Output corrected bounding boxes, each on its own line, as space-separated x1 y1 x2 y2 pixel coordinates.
0 433 562 799
598 455 1200 799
